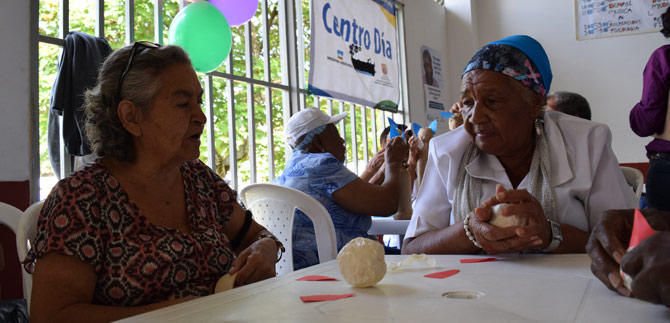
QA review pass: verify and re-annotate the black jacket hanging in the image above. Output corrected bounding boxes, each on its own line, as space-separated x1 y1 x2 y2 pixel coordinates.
48 31 112 160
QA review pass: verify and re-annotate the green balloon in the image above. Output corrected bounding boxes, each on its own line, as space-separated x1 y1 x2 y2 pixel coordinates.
168 1 232 73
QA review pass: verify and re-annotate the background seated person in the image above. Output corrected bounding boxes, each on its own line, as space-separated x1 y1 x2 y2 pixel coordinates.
360 124 411 185
25 43 280 323
545 91 592 120
402 35 636 255
586 209 670 308
274 108 408 270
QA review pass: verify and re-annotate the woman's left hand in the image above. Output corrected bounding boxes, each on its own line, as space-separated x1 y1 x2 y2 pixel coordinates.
493 187 552 247
472 185 550 253
228 237 277 286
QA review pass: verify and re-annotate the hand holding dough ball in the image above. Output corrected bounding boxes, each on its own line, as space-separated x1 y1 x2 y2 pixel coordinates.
489 204 528 228
448 113 463 130
337 237 387 288
214 272 238 293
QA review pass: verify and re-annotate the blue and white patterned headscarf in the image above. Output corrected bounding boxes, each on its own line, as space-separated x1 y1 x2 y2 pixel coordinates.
462 35 552 97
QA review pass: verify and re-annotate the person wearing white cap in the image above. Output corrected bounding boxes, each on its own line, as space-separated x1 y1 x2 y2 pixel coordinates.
275 107 408 270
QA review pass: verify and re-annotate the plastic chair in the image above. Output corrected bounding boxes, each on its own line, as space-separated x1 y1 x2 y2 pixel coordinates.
239 183 337 275
16 200 44 309
620 166 644 204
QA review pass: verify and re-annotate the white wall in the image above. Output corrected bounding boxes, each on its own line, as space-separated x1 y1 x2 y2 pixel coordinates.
402 0 449 128
0 0 31 181
450 0 659 163
0 0 656 190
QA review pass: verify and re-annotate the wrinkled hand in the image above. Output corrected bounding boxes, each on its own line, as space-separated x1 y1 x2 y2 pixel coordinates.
228 237 277 286
368 149 385 171
407 135 420 169
470 185 547 254
621 232 670 307
640 209 670 231
385 137 408 165
585 209 634 296
450 101 463 114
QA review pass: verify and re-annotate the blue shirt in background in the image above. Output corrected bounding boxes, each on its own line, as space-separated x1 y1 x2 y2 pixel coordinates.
274 150 370 270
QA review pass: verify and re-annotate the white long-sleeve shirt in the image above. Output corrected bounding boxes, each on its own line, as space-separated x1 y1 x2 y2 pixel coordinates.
405 111 636 242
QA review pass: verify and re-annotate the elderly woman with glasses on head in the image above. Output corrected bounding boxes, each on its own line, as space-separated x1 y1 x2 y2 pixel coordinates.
25 43 281 322
402 35 636 256
274 108 409 270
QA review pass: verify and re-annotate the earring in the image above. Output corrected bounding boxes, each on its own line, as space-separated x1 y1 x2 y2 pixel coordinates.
535 118 542 136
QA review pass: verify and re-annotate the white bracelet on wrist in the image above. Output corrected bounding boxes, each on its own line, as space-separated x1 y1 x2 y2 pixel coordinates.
464 212 483 249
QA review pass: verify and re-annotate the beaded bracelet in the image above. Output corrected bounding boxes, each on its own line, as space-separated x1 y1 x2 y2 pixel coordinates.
463 212 483 249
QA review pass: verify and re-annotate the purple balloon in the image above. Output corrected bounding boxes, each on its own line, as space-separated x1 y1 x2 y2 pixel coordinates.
209 0 259 26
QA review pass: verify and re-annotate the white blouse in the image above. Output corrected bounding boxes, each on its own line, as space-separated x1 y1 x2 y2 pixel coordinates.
405 111 637 241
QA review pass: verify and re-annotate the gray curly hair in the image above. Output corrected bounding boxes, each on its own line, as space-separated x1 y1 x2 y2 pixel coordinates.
84 44 191 162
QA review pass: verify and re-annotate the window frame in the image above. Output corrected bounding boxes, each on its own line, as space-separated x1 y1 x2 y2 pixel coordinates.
29 0 410 201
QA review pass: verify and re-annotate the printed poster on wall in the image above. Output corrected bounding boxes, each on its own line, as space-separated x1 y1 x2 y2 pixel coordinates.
308 0 399 109
576 0 669 40
420 45 447 132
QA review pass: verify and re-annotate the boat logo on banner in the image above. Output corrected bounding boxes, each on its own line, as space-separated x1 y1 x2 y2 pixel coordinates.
308 0 399 109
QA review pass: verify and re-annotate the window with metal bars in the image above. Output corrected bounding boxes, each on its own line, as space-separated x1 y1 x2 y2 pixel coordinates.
33 0 408 199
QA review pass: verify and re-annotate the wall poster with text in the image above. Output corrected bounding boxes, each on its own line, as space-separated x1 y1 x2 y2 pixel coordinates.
576 0 669 40
308 0 399 108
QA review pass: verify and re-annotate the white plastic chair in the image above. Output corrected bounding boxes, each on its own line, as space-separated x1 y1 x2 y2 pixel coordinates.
620 166 644 204
239 183 337 275
16 200 44 308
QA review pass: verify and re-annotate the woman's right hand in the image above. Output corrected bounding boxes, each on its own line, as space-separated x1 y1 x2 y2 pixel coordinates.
621 231 670 307
385 137 408 165
450 101 463 114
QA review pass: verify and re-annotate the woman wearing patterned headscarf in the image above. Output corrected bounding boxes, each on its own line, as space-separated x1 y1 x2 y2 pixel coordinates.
403 35 636 255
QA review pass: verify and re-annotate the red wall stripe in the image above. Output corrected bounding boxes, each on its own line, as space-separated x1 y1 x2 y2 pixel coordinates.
0 180 30 299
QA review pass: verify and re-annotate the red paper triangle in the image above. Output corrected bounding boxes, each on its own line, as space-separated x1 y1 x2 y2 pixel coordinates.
296 275 338 281
300 293 355 303
424 269 460 279
460 257 497 263
628 208 656 249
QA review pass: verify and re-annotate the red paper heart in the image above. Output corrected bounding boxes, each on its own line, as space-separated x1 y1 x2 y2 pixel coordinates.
460 257 497 263
300 293 355 303
424 269 460 279
296 275 338 281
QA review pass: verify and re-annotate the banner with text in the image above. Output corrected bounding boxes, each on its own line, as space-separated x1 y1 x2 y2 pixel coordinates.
308 0 399 108
576 0 669 40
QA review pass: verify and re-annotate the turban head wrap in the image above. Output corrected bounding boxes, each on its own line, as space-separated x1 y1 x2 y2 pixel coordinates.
462 35 552 97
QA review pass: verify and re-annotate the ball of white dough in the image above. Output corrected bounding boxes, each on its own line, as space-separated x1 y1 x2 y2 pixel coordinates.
337 237 387 288
489 204 528 228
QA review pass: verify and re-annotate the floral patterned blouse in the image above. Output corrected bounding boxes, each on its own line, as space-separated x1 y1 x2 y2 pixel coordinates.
25 160 237 306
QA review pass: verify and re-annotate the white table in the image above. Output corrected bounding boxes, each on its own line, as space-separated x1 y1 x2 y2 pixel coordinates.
368 218 409 249
118 254 669 322
368 218 409 235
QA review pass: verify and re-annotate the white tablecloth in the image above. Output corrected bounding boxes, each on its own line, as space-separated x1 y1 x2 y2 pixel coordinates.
117 254 670 322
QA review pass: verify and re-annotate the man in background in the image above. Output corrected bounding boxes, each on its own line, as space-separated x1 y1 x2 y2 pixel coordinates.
546 91 592 120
